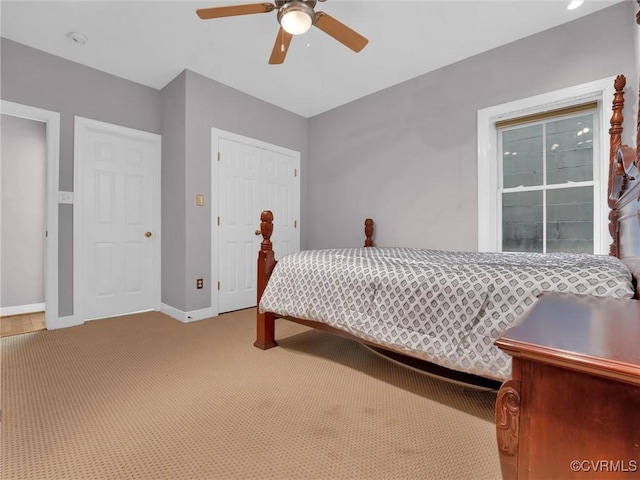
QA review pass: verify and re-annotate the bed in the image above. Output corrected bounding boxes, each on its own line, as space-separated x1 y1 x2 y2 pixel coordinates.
254 67 640 384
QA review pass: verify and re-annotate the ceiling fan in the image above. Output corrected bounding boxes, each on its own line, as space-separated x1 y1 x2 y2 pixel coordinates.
196 1 369 64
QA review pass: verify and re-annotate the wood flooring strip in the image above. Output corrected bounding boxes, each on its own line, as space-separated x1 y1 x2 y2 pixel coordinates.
0 312 46 337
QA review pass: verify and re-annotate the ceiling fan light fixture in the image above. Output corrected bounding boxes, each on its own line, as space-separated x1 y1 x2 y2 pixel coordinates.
278 2 314 35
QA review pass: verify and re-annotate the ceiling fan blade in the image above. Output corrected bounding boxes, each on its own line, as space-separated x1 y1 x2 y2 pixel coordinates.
269 28 293 64
314 11 368 53
196 3 275 20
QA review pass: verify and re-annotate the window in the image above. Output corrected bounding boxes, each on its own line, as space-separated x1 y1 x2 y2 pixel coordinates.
499 109 597 253
477 77 615 254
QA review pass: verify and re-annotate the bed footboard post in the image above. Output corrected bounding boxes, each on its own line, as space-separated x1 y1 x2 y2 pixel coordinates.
254 210 278 350
364 218 374 247
607 75 626 257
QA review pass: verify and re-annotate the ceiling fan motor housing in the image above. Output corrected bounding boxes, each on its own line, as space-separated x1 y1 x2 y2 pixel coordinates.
275 0 318 8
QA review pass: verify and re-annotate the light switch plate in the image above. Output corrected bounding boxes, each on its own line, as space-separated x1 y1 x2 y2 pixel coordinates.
58 191 74 204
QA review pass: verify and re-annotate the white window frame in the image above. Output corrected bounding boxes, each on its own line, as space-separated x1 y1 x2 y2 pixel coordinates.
477 76 616 254
498 112 599 253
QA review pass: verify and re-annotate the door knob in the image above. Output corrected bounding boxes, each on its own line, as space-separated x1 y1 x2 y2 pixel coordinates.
254 230 261 236
145 231 152 238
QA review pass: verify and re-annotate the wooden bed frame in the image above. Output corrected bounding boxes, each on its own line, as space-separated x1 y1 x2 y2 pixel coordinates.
255 14 640 383
254 211 377 351
255 212 503 388
607 4 640 270
609 138 640 275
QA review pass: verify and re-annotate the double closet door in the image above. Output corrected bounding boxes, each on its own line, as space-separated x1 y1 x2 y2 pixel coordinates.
217 136 300 313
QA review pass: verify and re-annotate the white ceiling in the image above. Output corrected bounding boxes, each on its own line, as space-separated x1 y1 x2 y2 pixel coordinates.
1 0 625 118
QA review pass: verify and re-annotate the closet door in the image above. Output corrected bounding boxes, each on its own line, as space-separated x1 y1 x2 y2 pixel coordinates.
217 136 299 313
218 139 262 313
261 148 299 259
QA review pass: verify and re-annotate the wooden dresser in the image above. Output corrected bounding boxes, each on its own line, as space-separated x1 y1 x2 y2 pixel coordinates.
494 292 640 480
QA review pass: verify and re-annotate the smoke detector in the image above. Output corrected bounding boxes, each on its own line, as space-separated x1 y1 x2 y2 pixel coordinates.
67 32 88 45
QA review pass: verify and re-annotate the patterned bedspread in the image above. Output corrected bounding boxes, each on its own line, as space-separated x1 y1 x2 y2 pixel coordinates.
259 247 634 380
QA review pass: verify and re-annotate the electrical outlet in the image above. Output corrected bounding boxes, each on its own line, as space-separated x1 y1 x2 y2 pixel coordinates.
196 278 204 289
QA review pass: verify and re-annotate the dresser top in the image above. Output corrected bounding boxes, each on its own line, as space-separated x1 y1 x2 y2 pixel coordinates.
495 292 640 385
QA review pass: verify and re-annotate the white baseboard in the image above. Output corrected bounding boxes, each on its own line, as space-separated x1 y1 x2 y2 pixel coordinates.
48 314 83 330
161 303 216 323
0 303 45 317
185 307 216 322
160 303 185 322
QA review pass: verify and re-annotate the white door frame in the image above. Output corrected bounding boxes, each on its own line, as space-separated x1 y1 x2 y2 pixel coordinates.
211 128 300 317
73 116 161 323
1 100 60 329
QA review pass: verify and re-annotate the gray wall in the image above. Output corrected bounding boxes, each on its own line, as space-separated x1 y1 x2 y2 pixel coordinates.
1 38 307 316
160 72 188 311
160 70 309 313
1 2 637 316
306 2 638 251
181 70 307 312
0 38 308 316
1 38 162 317
1 114 46 308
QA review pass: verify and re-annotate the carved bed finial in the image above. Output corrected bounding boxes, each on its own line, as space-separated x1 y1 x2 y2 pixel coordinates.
636 0 639 24
613 73 627 92
364 218 374 247
260 210 274 252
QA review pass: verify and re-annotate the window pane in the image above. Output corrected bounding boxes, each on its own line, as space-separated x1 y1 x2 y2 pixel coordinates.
502 191 543 253
546 186 593 253
502 125 543 188
547 114 593 185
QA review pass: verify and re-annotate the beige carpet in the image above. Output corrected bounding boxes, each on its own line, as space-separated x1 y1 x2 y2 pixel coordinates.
1 308 501 480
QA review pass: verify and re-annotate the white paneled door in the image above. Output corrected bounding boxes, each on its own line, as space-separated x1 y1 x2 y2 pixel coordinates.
75 118 160 321
217 134 300 313
262 148 298 259
218 138 262 314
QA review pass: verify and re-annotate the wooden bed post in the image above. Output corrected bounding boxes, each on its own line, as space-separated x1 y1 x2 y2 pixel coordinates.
608 74 626 257
254 210 278 350
364 218 374 247
637 0 640 164
255 212 376 350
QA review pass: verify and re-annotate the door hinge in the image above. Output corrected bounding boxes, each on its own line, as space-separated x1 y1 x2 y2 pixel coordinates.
217 216 220 226
294 220 297 229
294 168 297 177
217 281 221 291
45 231 48 238
217 151 221 161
